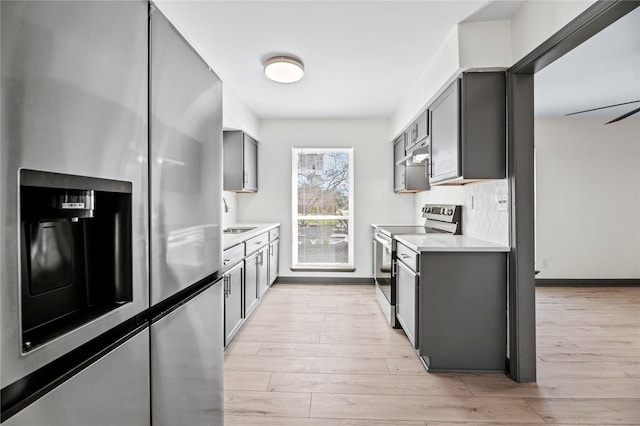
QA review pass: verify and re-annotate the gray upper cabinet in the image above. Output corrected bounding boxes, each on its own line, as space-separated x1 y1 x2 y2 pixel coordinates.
394 132 430 194
406 110 429 151
430 71 506 185
223 130 258 192
393 134 406 193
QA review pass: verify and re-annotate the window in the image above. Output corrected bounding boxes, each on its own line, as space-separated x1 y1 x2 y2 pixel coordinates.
292 148 354 270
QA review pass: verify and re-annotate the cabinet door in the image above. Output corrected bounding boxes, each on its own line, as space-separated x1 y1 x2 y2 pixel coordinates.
269 239 279 285
415 110 429 142
243 134 258 192
396 259 418 349
224 262 244 347
257 246 269 298
430 80 460 183
244 254 259 317
393 135 406 192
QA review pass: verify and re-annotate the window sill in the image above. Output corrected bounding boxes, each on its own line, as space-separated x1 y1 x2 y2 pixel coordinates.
290 266 356 273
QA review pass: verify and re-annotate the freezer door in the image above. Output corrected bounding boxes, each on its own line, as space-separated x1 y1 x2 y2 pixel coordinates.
150 7 223 305
3 329 150 426
151 280 224 425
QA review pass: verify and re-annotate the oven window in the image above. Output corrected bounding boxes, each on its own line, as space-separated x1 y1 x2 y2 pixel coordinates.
292 148 354 271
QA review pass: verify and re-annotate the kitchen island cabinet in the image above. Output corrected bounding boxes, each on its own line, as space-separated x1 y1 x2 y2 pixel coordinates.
394 234 508 372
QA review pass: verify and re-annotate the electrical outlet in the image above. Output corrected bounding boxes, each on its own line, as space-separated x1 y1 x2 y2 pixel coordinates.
496 193 508 211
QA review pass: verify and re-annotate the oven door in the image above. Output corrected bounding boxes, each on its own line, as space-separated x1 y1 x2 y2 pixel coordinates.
373 230 395 326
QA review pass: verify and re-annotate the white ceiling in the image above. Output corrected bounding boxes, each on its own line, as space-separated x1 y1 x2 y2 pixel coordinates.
155 1 639 122
155 0 524 120
534 6 640 120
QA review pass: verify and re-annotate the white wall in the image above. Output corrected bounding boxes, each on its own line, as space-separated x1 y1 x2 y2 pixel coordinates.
510 0 597 63
535 117 640 279
237 119 415 279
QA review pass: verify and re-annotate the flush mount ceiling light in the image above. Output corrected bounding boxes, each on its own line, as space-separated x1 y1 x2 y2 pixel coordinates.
264 56 304 84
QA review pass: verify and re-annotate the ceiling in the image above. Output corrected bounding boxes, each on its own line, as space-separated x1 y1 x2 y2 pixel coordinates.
534 6 640 120
156 1 639 122
155 0 524 120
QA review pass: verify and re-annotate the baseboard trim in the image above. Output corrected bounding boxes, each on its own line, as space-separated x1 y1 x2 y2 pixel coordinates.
275 277 374 285
536 278 640 287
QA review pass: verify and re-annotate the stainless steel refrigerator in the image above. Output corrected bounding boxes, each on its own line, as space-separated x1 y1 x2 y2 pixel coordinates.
1 1 224 424
149 6 224 425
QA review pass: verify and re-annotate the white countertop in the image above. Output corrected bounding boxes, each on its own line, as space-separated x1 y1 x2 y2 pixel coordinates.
395 234 510 252
223 223 279 250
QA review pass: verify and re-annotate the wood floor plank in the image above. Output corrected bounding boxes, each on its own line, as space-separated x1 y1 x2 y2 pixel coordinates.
309 394 545 423
224 341 261 356
225 415 426 425
224 371 272 391
524 397 640 424
461 374 640 398
268 372 473 396
257 341 417 358
225 390 311 418
233 329 321 344
225 354 390 375
319 330 410 345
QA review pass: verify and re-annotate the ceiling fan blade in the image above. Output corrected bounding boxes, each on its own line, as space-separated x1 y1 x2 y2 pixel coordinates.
565 99 640 116
605 106 640 124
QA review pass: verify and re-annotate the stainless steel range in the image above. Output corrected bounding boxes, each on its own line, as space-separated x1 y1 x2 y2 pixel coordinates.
372 204 461 327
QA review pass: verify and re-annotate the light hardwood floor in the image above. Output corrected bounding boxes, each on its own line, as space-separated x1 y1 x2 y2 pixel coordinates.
224 284 640 425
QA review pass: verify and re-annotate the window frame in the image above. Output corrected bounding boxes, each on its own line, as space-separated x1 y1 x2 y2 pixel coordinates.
291 147 355 271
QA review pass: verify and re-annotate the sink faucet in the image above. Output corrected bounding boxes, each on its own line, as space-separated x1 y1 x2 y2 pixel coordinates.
223 197 229 213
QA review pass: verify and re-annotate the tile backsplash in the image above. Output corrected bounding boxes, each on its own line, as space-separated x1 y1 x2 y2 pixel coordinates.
462 180 509 245
415 179 509 245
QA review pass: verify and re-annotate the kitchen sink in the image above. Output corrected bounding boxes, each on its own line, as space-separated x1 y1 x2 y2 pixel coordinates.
223 227 256 234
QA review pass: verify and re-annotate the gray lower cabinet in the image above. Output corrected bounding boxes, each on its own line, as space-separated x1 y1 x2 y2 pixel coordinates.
224 226 279 347
257 246 269 298
418 251 507 372
223 130 258 192
224 261 244 347
396 256 419 349
268 239 279 286
244 252 260 317
429 71 506 185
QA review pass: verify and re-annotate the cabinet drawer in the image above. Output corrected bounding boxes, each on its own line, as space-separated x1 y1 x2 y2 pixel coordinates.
396 242 418 272
223 243 245 268
269 227 279 242
246 232 268 254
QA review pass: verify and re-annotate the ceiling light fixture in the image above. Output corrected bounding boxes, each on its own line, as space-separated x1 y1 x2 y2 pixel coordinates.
264 56 304 84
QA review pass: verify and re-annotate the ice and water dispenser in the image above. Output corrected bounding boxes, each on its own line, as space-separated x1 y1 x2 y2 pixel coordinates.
19 169 133 352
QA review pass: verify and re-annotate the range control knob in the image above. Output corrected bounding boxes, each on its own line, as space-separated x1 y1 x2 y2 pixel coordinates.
447 209 453 216
425 207 432 213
